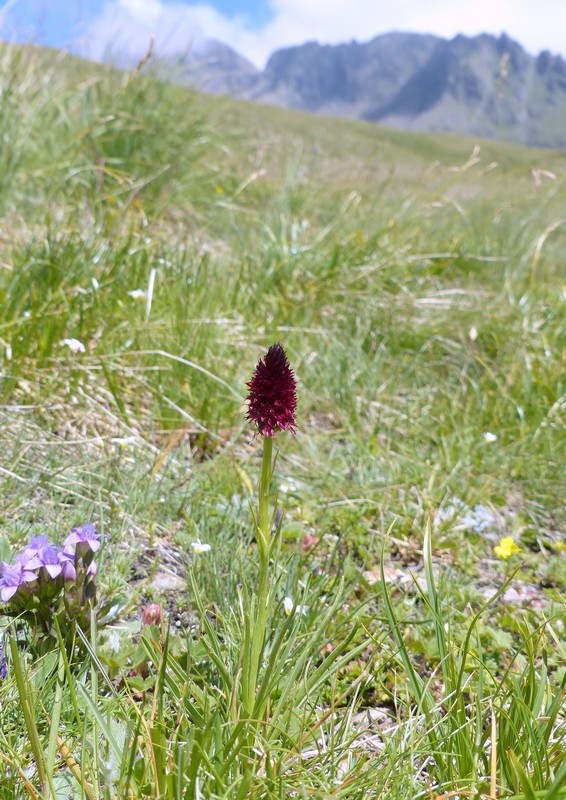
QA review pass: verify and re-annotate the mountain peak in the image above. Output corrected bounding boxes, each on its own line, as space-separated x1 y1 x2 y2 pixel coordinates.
168 31 566 149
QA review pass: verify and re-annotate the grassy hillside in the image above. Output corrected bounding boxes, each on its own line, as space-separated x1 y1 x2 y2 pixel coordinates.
0 44 564 799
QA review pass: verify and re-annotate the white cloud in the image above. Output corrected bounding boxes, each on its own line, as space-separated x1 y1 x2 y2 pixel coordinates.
82 1 264 64
261 0 566 62
82 0 566 69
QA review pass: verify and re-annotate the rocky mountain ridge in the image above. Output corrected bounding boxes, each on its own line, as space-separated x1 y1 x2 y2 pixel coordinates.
162 31 566 149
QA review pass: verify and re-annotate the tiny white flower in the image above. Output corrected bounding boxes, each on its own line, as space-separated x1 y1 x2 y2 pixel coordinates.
111 436 137 447
191 539 211 554
108 631 121 653
279 475 303 494
283 596 307 616
483 432 498 443
62 338 86 354
468 326 478 341
128 289 147 299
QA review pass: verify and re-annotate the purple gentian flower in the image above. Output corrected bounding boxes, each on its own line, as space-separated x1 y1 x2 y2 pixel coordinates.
28 534 50 552
63 523 106 562
17 536 66 579
0 561 38 602
38 545 63 579
17 535 50 571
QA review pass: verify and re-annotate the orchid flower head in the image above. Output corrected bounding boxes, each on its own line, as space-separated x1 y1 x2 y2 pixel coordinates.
246 343 297 438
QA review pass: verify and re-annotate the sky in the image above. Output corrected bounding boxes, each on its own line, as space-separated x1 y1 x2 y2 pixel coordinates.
1 0 565 69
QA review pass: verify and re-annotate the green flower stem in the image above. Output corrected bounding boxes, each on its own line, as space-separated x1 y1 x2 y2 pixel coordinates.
8 635 51 798
46 644 66 784
258 435 273 559
90 601 100 794
246 435 273 718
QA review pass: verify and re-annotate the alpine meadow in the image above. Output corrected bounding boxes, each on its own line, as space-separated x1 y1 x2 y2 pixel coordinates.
0 42 564 800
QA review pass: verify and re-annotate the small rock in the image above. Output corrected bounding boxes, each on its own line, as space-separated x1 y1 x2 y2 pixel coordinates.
149 572 186 592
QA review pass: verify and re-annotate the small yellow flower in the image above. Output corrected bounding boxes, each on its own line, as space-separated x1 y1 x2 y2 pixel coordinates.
494 536 522 559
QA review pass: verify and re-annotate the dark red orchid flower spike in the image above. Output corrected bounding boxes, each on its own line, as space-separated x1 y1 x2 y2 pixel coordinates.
246 343 297 438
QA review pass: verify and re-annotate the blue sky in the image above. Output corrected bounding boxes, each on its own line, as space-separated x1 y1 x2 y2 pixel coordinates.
1 0 564 68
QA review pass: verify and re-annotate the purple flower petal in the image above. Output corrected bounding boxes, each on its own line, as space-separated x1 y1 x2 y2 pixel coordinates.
61 559 76 583
44 563 62 579
77 523 96 539
63 542 76 559
40 544 62 564
28 534 50 552
1 585 18 602
16 552 43 570
21 568 39 583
